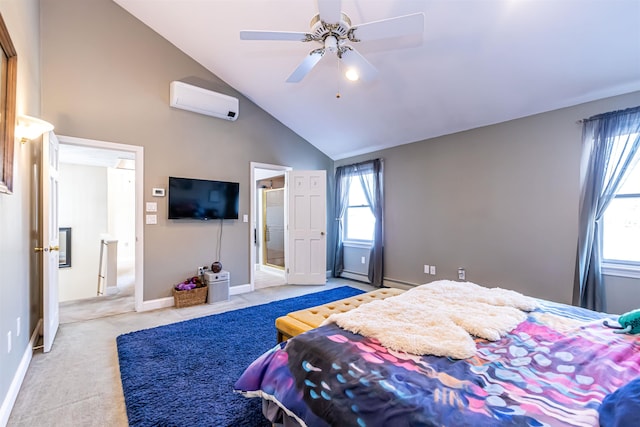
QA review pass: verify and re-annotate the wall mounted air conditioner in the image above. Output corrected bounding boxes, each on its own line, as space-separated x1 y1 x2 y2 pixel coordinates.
169 81 238 121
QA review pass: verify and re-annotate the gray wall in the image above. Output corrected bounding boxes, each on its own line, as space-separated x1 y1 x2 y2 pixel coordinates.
40 0 334 300
337 91 640 309
604 274 640 314
0 0 42 418
2 0 638 414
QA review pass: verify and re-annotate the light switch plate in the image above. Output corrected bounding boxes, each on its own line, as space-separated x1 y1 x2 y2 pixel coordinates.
145 214 157 225
146 202 157 212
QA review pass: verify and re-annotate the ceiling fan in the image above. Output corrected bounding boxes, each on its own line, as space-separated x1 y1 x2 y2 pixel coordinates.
240 0 425 83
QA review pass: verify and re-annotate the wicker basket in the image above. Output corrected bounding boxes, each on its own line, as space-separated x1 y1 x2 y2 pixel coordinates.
173 286 208 308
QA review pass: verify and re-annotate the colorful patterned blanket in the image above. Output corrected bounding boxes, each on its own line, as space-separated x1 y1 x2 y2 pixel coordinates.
235 300 640 427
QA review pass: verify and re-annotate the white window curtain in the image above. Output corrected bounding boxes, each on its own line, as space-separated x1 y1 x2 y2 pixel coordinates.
573 106 640 311
333 159 384 286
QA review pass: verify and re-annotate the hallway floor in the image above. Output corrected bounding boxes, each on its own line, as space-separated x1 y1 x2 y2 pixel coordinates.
59 282 134 324
254 267 286 289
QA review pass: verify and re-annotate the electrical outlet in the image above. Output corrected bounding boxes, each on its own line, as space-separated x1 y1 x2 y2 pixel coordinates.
361 256 366 264
424 265 430 274
458 268 466 281
430 265 436 275
7 331 11 353
16 317 20 337
197 266 206 275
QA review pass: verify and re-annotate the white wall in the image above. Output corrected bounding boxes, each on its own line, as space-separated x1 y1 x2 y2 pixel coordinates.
59 164 108 301
108 168 135 264
59 163 135 301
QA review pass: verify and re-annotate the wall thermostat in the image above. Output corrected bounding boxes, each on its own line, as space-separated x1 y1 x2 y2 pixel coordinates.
152 188 165 197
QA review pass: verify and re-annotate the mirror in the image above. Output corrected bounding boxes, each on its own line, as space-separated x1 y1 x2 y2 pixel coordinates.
59 227 71 268
263 188 285 269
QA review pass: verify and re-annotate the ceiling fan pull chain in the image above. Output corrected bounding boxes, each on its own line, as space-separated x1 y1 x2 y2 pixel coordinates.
336 58 342 99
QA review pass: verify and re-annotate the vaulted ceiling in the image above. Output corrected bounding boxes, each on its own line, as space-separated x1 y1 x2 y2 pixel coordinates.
114 0 640 160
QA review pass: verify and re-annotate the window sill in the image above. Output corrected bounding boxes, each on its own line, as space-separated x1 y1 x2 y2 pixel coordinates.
343 241 373 249
602 263 640 279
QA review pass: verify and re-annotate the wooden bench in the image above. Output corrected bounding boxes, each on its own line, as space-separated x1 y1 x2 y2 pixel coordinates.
275 287 405 342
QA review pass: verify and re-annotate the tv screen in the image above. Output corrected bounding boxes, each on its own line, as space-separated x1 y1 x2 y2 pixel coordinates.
168 176 239 220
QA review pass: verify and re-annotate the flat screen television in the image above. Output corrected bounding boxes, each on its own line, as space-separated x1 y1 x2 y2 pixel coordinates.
168 176 239 220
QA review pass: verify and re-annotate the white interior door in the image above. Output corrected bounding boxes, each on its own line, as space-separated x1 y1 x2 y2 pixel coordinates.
41 131 60 352
285 170 327 285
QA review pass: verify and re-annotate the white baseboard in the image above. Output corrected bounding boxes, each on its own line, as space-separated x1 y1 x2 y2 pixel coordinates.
139 296 174 312
230 284 251 295
0 319 42 427
340 271 370 283
139 284 252 312
382 277 418 290
337 272 417 290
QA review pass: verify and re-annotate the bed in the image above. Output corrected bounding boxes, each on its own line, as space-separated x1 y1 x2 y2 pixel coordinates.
234 281 640 426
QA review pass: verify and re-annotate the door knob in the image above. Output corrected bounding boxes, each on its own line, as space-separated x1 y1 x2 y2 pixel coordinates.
320 231 325 236
50 245 60 251
34 247 49 252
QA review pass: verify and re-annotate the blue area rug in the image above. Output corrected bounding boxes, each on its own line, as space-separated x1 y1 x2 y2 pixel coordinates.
116 286 364 427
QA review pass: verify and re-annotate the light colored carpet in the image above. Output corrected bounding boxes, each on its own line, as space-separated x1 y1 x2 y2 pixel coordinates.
7 278 374 427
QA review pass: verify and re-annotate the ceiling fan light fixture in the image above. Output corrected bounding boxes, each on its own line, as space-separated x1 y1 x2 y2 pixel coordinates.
240 1 425 83
345 68 359 81
324 35 338 52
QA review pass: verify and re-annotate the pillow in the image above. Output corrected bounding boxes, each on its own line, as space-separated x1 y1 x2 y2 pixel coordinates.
599 378 640 427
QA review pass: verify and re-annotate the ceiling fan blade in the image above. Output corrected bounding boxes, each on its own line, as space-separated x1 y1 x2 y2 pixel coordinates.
350 12 425 42
317 0 342 24
240 30 309 42
286 51 325 83
340 48 378 82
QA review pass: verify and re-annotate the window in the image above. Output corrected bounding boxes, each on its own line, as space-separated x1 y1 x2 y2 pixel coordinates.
344 172 375 242
334 158 383 285
602 134 640 270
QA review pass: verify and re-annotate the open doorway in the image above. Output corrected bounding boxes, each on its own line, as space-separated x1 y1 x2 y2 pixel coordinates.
56 135 144 322
250 162 291 291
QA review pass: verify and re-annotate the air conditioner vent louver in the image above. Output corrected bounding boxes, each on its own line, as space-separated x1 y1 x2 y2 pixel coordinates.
169 81 239 121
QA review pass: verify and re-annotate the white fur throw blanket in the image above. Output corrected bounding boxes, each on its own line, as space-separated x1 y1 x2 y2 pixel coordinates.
322 280 538 359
